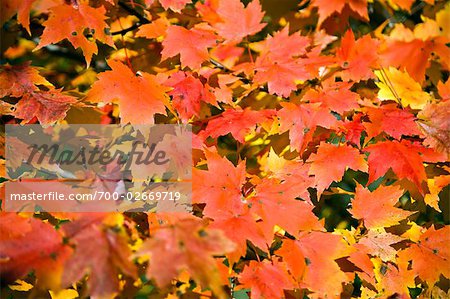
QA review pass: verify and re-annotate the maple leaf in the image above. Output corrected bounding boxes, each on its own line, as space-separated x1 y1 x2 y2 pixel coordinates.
303 80 360 114
239 260 294 299
4 136 70 178
388 0 414 10
0 100 14 115
159 0 192 12
0 63 51 98
136 217 235 298
417 100 450 155
363 103 421 140
372 258 415 297
0 0 35 33
336 30 379 81
61 213 136 298
375 67 432 109
253 27 310 97
276 238 307 281
164 71 208 122
250 177 323 238
258 147 291 177
203 108 275 143
136 16 170 39
192 150 246 219
277 102 338 152
311 0 368 27
193 0 218 23
365 140 427 191
380 38 432 84
258 27 311 61
307 142 368 193
339 114 365 145
279 232 351 297
0 213 68 289
207 73 238 105
380 20 450 82
254 60 308 97
86 60 170 124
351 185 412 229
358 229 405 262
35 2 114 66
161 24 217 69
213 0 266 44
209 210 268 264
425 175 450 211
14 90 78 124
437 79 450 100
397 226 450 285
261 158 316 202
386 0 435 11
347 244 378 284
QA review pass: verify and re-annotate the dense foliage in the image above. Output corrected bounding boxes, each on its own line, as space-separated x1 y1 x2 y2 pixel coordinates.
0 0 449 298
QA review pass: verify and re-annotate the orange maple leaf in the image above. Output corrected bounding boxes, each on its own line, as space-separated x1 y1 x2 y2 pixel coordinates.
279 232 351 297
307 142 368 193
311 0 368 27
250 177 323 238
0 213 69 290
0 63 51 98
35 2 114 66
303 80 360 114
398 226 450 285
351 185 412 229
380 22 450 82
365 140 427 191
239 260 294 299
213 0 266 44
363 104 421 140
164 71 209 122
136 16 170 39
86 60 170 124
253 28 311 97
61 214 136 297
278 102 338 153
336 30 379 81
159 0 192 12
192 150 246 219
161 24 217 69
14 89 78 124
210 209 268 264
203 108 275 143
0 0 36 33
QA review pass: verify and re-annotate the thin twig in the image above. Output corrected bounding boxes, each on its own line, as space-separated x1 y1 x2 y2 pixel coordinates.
111 23 144 35
112 1 151 36
118 1 151 25
379 66 403 108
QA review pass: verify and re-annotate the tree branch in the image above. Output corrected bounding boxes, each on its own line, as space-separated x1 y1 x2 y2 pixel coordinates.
112 2 151 36
118 1 151 25
111 22 144 35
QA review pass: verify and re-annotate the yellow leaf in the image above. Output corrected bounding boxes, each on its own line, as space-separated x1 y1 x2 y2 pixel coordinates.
424 175 450 212
273 224 286 235
8 280 33 291
49 289 79 299
261 148 287 174
436 2 450 40
401 221 424 242
375 67 431 109
360 286 378 299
